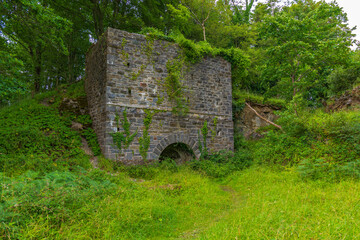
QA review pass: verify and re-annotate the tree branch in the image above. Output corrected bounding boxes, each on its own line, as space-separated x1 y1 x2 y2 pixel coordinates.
182 3 202 25
245 102 283 131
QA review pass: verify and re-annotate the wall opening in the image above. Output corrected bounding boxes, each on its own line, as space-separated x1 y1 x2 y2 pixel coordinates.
159 143 195 164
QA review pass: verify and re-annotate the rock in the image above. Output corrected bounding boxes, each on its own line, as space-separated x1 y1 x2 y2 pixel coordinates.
327 86 360 112
59 96 88 115
235 102 280 140
71 121 83 131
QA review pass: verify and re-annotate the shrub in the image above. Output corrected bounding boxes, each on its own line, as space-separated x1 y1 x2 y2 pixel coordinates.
189 151 252 178
82 128 101 156
252 107 360 180
0 100 91 175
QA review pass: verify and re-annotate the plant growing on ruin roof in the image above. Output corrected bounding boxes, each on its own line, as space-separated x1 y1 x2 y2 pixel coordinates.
139 109 155 162
110 108 138 151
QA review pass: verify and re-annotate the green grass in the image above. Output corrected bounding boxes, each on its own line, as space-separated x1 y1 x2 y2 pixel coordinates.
233 90 286 108
199 167 360 239
1 167 232 239
2 166 360 239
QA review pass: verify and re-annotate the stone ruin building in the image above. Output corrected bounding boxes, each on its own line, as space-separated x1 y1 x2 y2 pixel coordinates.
85 28 233 164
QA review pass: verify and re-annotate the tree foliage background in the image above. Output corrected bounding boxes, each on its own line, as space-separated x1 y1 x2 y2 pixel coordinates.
0 0 358 105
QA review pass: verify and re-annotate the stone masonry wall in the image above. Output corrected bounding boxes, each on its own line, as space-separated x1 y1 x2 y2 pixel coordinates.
85 36 107 153
86 28 234 164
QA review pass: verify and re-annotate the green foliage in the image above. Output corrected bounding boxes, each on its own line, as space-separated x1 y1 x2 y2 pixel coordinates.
164 58 189 115
140 27 176 42
252 107 360 180
126 165 161 180
201 120 209 155
0 0 72 93
189 151 252 178
4 165 360 239
258 0 354 103
111 108 138 152
327 64 360 97
197 167 360 239
211 117 218 140
131 64 146 80
0 51 29 104
173 34 215 63
297 158 360 181
197 120 209 158
233 90 286 108
218 47 250 88
1 166 233 239
139 110 155 162
118 38 130 65
82 128 101 156
0 100 91 175
0 170 116 238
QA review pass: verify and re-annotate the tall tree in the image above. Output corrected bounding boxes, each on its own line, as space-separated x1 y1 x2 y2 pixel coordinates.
231 0 257 24
179 0 216 41
259 0 355 103
0 0 71 93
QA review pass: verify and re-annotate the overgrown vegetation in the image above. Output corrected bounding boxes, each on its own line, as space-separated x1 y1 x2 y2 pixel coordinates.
2 0 360 238
0 100 91 176
164 57 189 115
111 108 138 153
251 108 360 181
139 109 155 162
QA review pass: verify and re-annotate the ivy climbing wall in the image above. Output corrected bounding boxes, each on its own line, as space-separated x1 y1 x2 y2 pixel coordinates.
85 28 234 164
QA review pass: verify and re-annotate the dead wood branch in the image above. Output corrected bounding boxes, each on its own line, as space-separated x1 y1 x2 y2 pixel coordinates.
245 102 283 131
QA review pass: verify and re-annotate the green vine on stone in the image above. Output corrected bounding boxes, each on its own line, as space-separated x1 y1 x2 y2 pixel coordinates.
139 109 155 162
211 117 218 140
110 108 138 151
130 34 155 81
164 57 189 115
118 38 129 66
131 64 146 80
198 120 209 159
142 35 155 63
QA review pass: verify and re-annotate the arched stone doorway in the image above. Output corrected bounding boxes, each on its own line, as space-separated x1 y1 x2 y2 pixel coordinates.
153 133 201 162
159 143 195 164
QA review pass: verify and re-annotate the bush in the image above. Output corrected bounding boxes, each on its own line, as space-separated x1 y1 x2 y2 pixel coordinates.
126 165 161 180
189 151 253 178
82 128 101 156
0 100 91 175
252 107 360 180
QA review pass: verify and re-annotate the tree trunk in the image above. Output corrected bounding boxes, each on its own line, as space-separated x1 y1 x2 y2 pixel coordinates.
91 0 104 39
202 24 206 42
33 45 42 94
